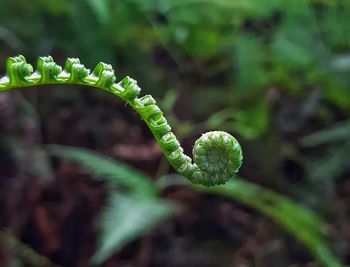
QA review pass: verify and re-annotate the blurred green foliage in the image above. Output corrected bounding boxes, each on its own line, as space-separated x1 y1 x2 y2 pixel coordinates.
48 145 177 265
1 0 350 266
47 145 345 266
1 0 350 135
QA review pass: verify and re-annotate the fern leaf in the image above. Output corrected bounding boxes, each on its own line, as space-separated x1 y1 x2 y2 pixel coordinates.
197 179 345 267
90 193 177 265
47 144 156 195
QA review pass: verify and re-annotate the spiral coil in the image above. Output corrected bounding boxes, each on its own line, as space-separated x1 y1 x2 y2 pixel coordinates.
0 55 243 186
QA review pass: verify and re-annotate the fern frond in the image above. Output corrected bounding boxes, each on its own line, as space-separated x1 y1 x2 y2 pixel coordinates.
0 55 243 186
47 145 155 194
197 179 345 267
91 193 177 265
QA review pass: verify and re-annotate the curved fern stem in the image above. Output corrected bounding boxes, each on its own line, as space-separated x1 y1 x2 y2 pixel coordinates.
0 55 243 186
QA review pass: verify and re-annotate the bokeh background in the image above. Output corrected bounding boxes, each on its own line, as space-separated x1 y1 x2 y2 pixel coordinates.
0 0 350 266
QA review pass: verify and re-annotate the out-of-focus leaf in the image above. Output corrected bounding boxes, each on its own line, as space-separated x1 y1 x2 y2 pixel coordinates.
308 141 350 181
90 193 177 265
206 107 236 129
40 0 71 14
191 88 231 115
47 145 177 265
272 31 315 67
9 258 23 267
86 0 110 24
0 26 23 50
301 119 350 146
196 179 345 267
182 27 220 58
159 88 178 112
206 101 269 139
0 229 60 267
156 174 345 267
302 120 350 183
330 53 350 72
71 0 113 64
47 145 156 195
234 36 266 90
233 100 269 139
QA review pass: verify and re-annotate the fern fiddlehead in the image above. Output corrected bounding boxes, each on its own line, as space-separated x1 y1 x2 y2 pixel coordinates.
0 55 243 186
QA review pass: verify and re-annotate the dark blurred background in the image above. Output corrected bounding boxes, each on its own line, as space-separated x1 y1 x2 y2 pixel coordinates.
0 0 350 266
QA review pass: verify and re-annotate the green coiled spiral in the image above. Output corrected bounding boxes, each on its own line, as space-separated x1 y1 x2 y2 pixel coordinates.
0 55 243 186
